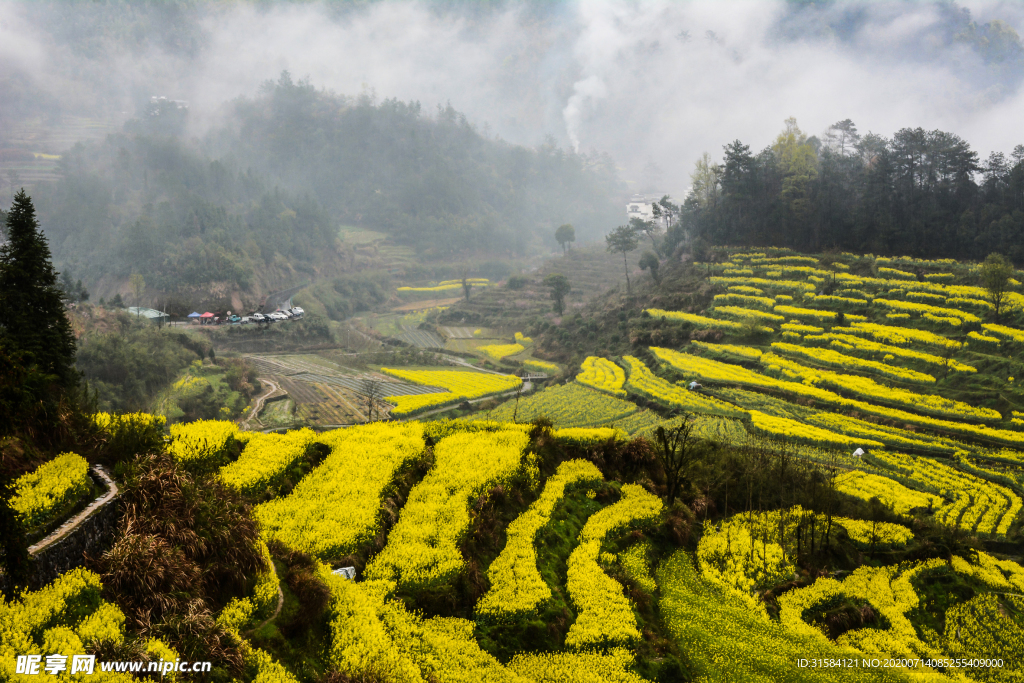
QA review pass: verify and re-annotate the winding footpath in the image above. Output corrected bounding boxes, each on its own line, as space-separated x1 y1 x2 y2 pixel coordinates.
241 377 284 431
27 465 118 555
246 585 285 636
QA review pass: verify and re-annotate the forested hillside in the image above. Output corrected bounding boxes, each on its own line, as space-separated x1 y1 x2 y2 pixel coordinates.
24 74 622 306
685 119 1024 262
219 73 624 256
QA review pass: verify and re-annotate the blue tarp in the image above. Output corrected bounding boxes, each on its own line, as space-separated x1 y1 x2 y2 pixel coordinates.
187 312 201 318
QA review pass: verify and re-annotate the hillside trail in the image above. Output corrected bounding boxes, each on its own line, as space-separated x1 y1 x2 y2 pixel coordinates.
241 377 284 431
27 466 118 556
246 584 285 636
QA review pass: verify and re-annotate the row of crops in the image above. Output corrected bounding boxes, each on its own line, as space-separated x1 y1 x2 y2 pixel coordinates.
12 403 1024 682
378 368 522 417
232 419 658 682
467 251 1024 540
208 416 1024 679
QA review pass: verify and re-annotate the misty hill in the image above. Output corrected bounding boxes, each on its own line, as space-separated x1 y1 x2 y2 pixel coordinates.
219 73 624 255
25 74 622 309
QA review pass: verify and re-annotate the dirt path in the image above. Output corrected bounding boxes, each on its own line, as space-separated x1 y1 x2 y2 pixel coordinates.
241 378 283 431
28 465 118 555
246 584 285 635
396 389 524 422
440 354 506 376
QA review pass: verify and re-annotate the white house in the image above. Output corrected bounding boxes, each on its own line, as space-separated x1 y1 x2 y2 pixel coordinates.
626 193 673 229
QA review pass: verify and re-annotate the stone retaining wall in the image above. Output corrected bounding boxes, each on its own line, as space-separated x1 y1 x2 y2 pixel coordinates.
1 466 122 593
27 494 122 589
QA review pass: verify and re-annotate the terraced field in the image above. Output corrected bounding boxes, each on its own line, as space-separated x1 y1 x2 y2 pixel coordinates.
246 354 446 427
395 328 444 348
481 382 639 428
147 415 1024 682
437 244 643 328
1 116 119 189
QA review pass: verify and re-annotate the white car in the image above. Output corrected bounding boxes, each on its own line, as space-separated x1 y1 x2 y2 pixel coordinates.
290 306 304 318
269 312 288 321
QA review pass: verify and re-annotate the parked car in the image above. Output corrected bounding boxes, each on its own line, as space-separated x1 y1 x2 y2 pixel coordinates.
269 311 288 321
250 313 268 323
228 315 241 324
290 306 304 318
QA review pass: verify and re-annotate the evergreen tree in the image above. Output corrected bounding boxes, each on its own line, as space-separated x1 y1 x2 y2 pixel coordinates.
0 190 78 388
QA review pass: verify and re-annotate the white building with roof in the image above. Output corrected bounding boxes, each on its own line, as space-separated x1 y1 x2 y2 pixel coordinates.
626 193 674 229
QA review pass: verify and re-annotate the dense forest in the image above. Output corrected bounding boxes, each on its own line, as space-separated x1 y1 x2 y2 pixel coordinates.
682 118 1024 262
26 73 622 303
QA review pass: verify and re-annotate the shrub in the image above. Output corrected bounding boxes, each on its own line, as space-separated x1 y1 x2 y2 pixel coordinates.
94 412 167 465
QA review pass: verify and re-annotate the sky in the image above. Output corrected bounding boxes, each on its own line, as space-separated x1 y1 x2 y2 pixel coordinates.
2 0 1024 196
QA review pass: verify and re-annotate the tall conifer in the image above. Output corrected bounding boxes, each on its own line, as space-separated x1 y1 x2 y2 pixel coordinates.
0 190 78 388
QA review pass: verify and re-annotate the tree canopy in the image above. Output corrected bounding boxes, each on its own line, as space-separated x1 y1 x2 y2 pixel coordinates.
639 251 661 284
31 73 624 303
981 252 1015 321
682 119 1024 262
555 223 575 254
606 225 640 293
543 273 571 315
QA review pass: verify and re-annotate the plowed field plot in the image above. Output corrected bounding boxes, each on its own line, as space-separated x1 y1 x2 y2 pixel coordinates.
440 327 476 339
247 354 445 397
276 377 326 404
396 328 443 348
316 383 367 422
295 386 370 426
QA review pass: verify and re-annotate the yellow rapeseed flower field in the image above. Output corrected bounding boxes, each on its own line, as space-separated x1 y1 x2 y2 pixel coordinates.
365 429 530 588
476 459 603 618
564 484 662 648
576 356 627 397
255 423 424 558
380 368 521 416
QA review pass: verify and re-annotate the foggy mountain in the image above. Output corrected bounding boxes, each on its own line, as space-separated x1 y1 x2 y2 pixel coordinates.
2 0 1023 196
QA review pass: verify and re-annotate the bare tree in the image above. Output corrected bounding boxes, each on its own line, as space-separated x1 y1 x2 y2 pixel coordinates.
654 415 706 505
129 272 146 319
362 378 383 422
460 266 472 301
512 371 526 423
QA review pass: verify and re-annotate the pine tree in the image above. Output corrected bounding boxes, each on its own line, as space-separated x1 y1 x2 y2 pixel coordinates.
0 190 78 388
